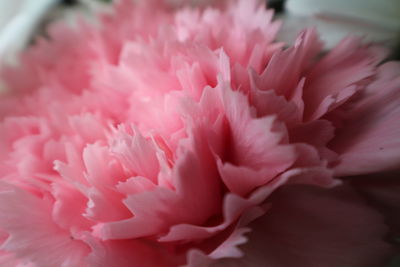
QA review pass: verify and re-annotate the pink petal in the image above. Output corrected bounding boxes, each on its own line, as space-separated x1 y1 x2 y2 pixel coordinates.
254 29 322 98
94 129 222 239
303 37 382 121
290 120 335 148
209 184 393 267
51 182 93 233
330 62 400 176
0 250 35 267
109 126 160 183
85 237 180 267
249 84 302 126
0 184 90 266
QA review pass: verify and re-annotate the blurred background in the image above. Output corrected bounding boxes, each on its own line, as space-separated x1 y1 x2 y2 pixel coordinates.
0 0 398 65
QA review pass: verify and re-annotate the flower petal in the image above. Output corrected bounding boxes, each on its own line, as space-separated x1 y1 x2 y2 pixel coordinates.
330 62 400 176
209 184 393 267
0 183 90 266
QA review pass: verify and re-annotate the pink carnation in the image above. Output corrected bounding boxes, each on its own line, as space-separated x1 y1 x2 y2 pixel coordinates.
0 0 398 266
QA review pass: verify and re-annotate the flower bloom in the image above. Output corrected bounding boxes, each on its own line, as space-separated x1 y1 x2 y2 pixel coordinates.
0 0 399 266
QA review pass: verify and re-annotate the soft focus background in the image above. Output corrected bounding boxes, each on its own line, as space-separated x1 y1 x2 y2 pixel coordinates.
0 0 399 66
0 0 109 65
277 0 400 51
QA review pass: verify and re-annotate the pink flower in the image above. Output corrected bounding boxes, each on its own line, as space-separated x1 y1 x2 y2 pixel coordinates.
0 0 398 266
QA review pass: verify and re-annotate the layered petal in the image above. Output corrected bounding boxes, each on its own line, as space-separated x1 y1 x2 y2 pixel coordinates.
0 184 90 267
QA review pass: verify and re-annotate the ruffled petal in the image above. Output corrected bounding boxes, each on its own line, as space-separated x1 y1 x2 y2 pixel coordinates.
0 184 90 266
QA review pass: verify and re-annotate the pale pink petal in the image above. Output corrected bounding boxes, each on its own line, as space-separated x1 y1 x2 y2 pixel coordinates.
109 126 160 182
51 182 93 233
0 184 90 266
0 250 35 267
80 143 133 222
217 161 269 196
116 176 157 195
94 128 222 239
92 186 177 239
